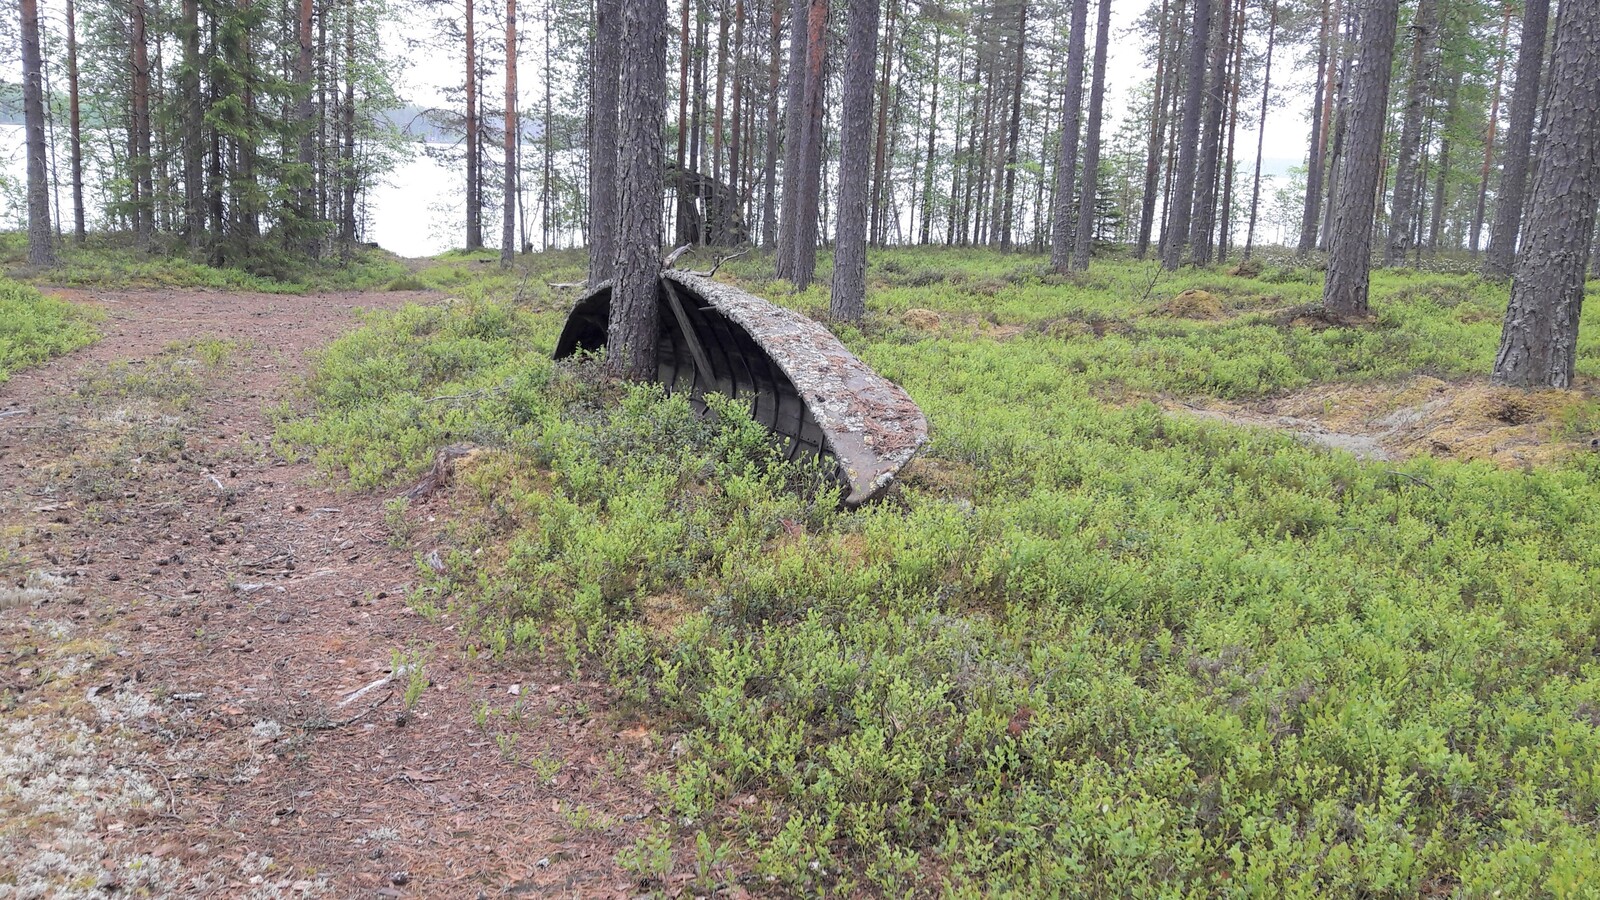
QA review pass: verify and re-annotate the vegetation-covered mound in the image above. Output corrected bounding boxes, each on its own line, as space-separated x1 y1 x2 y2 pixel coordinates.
279 250 1600 896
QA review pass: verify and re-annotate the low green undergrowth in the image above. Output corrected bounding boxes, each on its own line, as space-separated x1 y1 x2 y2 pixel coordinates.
0 232 413 294
721 247 1600 399
0 277 98 382
280 249 1600 896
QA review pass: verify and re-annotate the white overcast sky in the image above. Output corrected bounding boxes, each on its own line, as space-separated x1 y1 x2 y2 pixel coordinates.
383 1 1315 171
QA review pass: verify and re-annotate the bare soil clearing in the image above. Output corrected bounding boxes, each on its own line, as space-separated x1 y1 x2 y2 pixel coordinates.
1 288 665 898
1164 374 1600 466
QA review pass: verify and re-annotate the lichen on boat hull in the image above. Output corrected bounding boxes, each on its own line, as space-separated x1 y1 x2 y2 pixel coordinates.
552 271 927 506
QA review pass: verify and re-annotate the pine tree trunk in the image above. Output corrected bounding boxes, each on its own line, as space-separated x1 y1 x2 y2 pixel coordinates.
947 39 966 247
1156 23 1185 256
775 0 827 288
1160 0 1210 270
728 0 744 220
712 0 729 193
131 0 154 249
501 0 517 267
1427 70 1460 255
609 0 668 381
868 0 897 245
541 0 554 249
1135 0 1175 259
66 0 85 244
1323 0 1402 319
1050 0 1090 272
1319 10 1354 253
1491 0 1600 388
761 0 780 248
1189 0 1229 265
1485 0 1550 278
689 6 707 245
1217 0 1245 262
296 0 317 255
182 0 205 252
1071 0 1111 269
465 0 482 250
830 0 879 321
1384 0 1438 267
1243 0 1276 261
341 0 356 246
1471 8 1511 256
777 0 805 276
1298 0 1335 254
589 0 621 283
21 0 54 266
998 0 1027 252
920 27 941 245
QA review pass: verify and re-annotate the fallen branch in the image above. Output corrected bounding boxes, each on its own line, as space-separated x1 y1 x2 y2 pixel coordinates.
547 280 587 290
0 408 30 421
424 385 503 404
663 244 694 268
307 690 394 730
340 673 395 707
686 246 751 279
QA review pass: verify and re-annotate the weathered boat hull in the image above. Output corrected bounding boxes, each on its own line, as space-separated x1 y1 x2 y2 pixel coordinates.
553 271 927 506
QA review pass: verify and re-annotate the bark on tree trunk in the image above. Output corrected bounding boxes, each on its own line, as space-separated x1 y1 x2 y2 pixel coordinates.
1471 7 1511 257
296 0 318 256
609 0 668 381
776 0 805 277
1298 0 1336 254
761 0 781 248
341 0 357 246
998 0 1027 252
182 0 205 253
1427 71 1460 255
131 0 153 249
1160 0 1210 270
1243 0 1276 261
829 0 879 322
1071 0 1111 269
589 0 621 283
1217 0 1245 262
21 0 54 266
1322 0 1402 318
1485 0 1550 278
712 0 729 192
728 0 744 222
775 0 827 289
465 0 482 250
1189 0 1229 265
1492 0 1600 388
1049 0 1090 273
66 0 85 244
1136 0 1175 259
1384 0 1438 267
869 0 899 247
501 0 517 267
920 27 941 245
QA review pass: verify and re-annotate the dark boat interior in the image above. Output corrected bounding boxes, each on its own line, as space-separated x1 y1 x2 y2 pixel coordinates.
552 280 836 466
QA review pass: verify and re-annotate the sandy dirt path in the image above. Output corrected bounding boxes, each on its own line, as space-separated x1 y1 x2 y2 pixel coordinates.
1 288 667 898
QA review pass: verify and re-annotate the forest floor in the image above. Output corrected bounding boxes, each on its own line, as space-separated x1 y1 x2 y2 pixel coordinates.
0 285 674 898
6 248 1600 896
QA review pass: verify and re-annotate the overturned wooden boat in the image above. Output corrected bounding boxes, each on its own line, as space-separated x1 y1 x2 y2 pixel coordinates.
553 271 927 506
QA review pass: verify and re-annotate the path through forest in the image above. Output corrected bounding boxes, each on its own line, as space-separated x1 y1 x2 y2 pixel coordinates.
0 288 666 898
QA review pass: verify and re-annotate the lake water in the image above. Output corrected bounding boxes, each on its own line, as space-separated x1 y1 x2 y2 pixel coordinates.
0 123 468 258
0 121 1305 258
